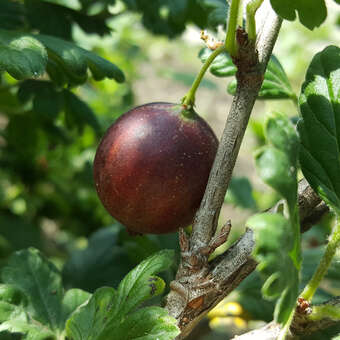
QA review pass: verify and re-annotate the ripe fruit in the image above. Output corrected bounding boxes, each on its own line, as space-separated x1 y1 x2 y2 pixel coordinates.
93 102 218 234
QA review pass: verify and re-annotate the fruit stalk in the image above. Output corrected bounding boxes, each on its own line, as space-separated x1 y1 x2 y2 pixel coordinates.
246 0 265 41
225 0 242 56
182 45 226 108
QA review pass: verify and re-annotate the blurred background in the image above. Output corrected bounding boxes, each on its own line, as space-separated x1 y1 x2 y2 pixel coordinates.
0 0 339 339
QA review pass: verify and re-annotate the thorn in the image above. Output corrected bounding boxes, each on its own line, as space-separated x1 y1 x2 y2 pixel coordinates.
200 220 232 256
179 228 190 252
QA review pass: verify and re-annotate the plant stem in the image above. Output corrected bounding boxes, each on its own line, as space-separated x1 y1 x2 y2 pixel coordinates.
278 307 295 340
246 0 264 41
182 45 226 107
225 0 241 56
301 219 340 301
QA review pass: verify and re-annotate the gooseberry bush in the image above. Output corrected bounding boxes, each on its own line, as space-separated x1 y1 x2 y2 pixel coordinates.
0 0 340 339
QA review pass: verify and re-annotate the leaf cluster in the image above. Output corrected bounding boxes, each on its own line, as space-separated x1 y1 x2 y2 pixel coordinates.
0 248 179 340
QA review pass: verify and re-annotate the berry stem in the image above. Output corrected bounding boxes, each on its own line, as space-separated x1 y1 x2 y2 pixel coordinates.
225 0 242 56
246 0 264 41
300 218 340 301
182 45 226 107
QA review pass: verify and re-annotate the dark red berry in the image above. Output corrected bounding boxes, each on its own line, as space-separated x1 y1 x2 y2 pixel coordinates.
93 102 218 234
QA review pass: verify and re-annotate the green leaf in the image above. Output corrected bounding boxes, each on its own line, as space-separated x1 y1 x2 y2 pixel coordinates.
0 30 47 79
63 226 132 292
225 176 257 210
0 285 28 307
247 213 299 324
113 249 174 316
63 89 101 133
61 289 91 324
18 80 63 120
0 301 27 323
102 307 180 340
298 45 340 213
255 113 299 211
66 250 178 340
65 287 117 340
198 47 236 77
199 49 294 100
197 0 229 28
36 34 125 86
227 55 295 100
0 320 56 340
1 248 63 331
270 0 327 30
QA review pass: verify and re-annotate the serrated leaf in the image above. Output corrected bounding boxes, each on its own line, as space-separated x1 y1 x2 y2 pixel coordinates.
0 301 27 323
63 89 101 134
298 45 340 213
0 320 56 340
66 250 177 340
247 213 299 324
101 307 180 340
65 287 117 340
0 30 47 79
270 0 327 30
112 249 174 317
34 34 124 86
227 56 295 100
1 248 63 331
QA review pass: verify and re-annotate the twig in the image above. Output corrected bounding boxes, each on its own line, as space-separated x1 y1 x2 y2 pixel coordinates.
232 297 340 339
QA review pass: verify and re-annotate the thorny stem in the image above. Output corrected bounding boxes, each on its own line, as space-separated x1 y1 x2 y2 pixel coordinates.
225 0 241 56
301 219 340 301
182 45 226 107
246 0 265 41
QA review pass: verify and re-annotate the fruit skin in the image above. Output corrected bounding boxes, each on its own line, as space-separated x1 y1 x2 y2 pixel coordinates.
93 102 218 234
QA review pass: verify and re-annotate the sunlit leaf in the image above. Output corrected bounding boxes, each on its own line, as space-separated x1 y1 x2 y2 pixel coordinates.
298 45 340 213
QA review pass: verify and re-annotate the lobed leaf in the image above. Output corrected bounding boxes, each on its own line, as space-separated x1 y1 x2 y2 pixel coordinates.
0 248 90 340
255 113 299 212
1 248 64 331
270 0 327 30
199 49 294 100
36 34 125 86
66 250 178 340
247 213 299 324
0 29 125 85
112 249 174 317
227 56 295 100
298 45 340 213
101 307 180 340
0 30 47 79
